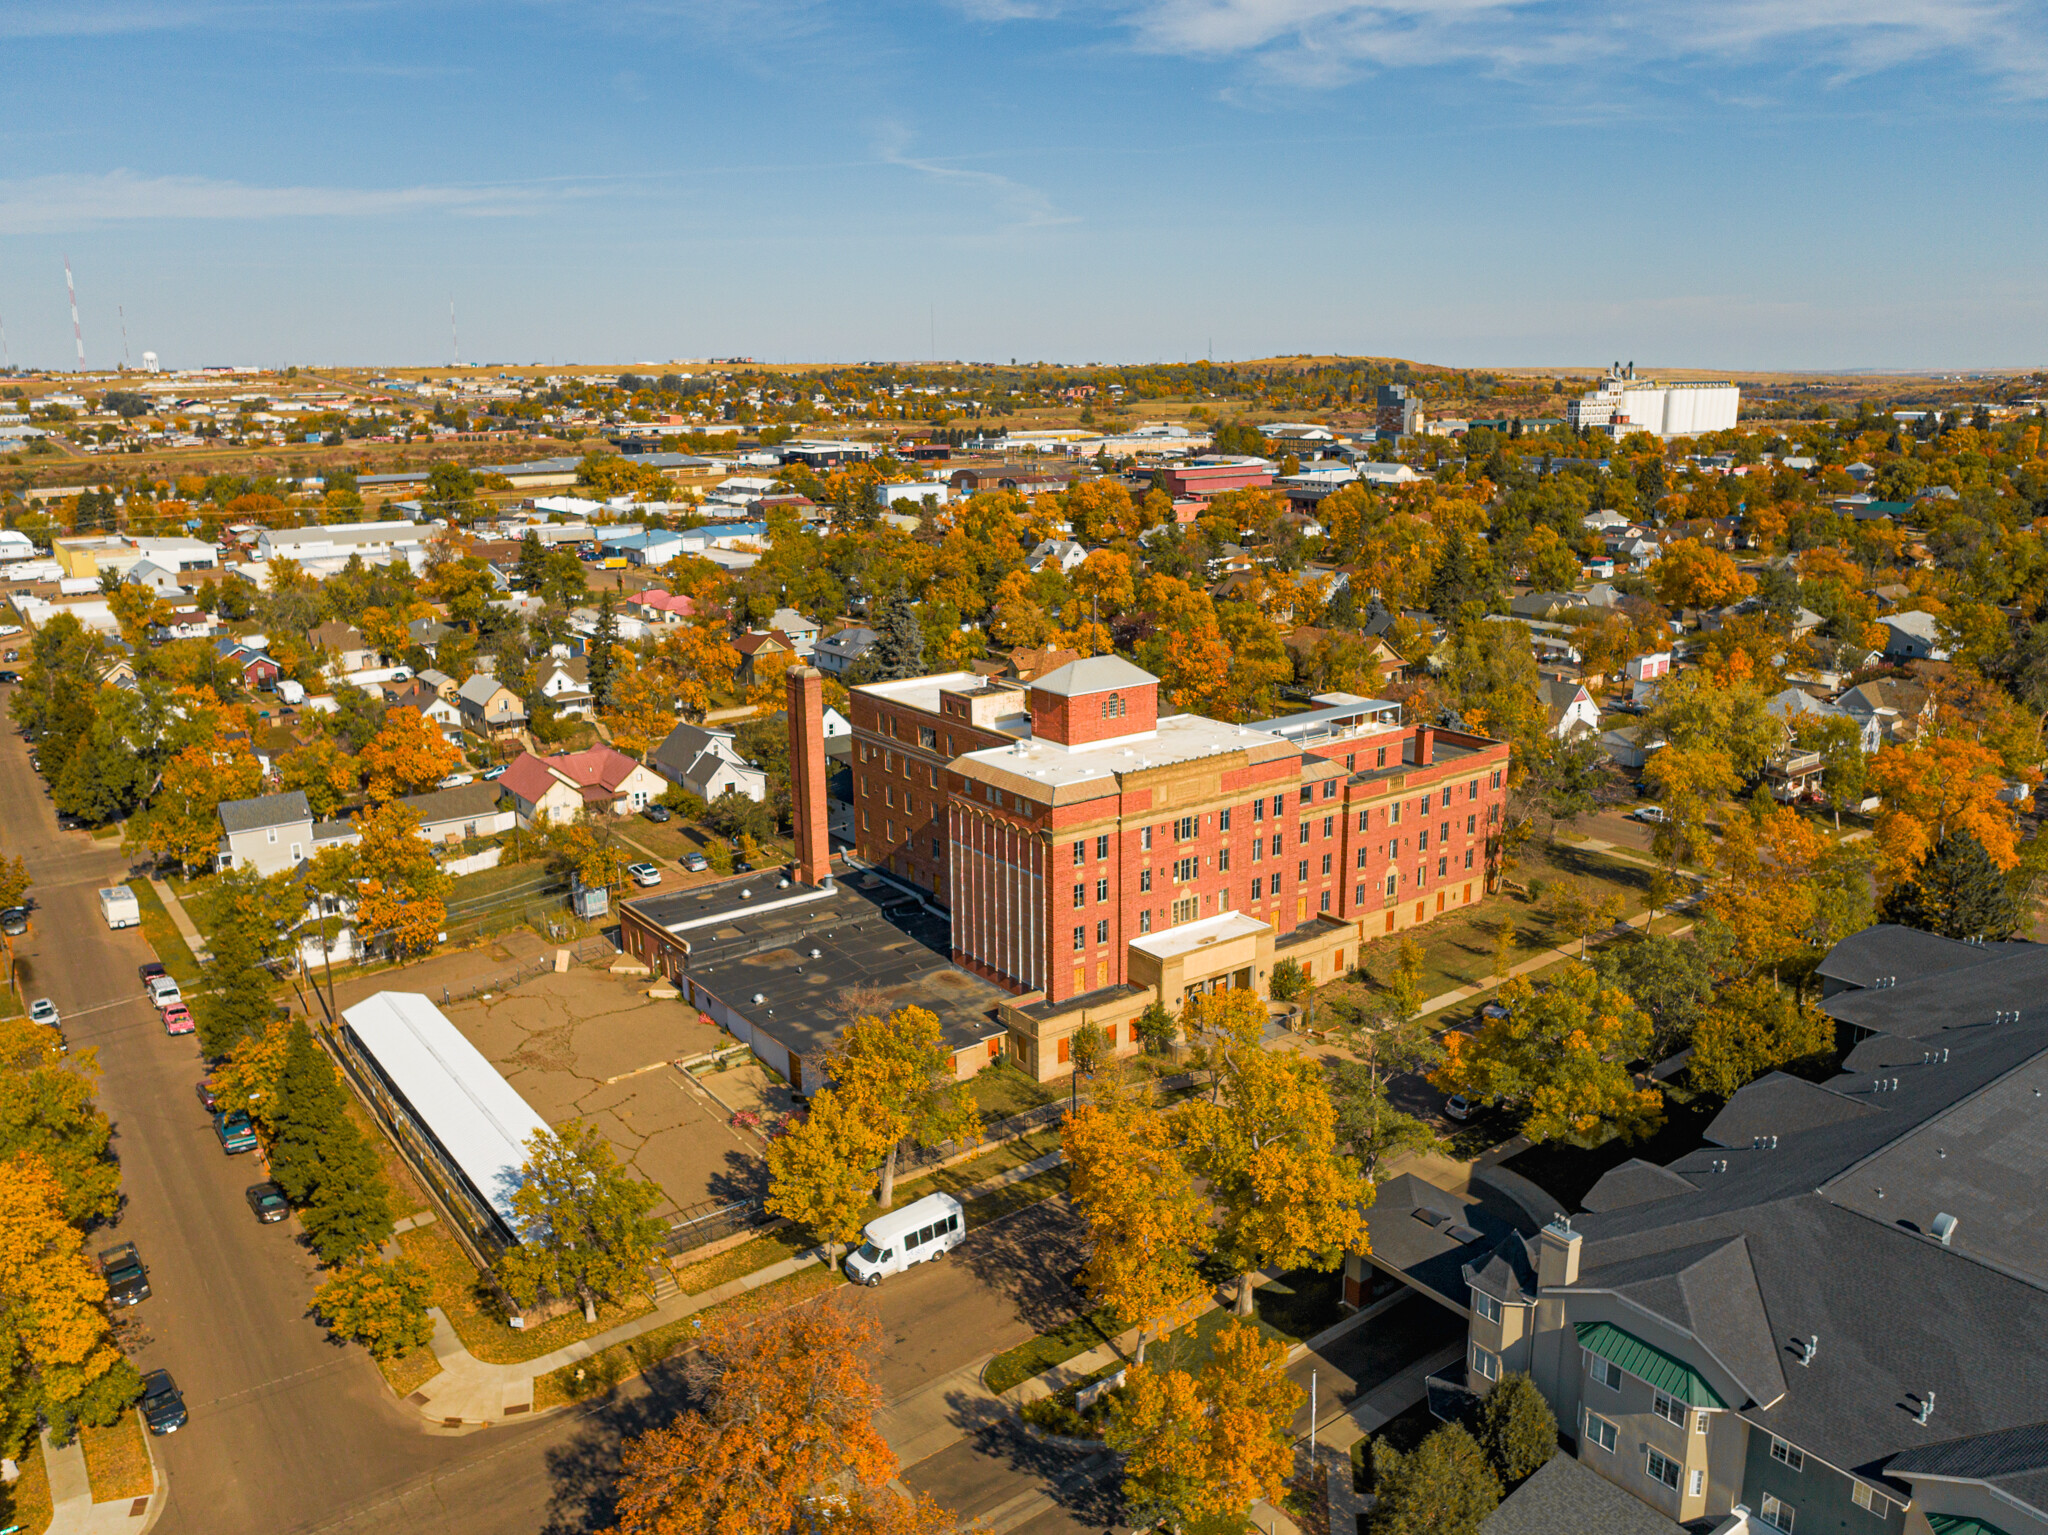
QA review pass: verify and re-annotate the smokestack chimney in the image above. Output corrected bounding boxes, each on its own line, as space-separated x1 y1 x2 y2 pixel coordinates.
1414 725 1434 767
787 665 832 889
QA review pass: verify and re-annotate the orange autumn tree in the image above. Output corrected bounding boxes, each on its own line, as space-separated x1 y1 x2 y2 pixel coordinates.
350 802 450 958
1064 1078 1208 1363
359 705 462 802
1651 539 1754 612
604 1297 911 1535
1867 736 2018 885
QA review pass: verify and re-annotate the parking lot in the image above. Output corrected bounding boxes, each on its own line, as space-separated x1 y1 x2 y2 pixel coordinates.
439 968 757 1218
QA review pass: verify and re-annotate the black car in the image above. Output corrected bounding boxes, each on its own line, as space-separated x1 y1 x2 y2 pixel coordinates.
0 906 26 937
0 671 16 684
99 1243 150 1306
140 1370 186 1434
642 804 672 823
245 1182 289 1224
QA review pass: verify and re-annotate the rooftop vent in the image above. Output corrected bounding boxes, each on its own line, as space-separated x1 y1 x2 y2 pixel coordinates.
1797 1334 1818 1368
810 948 822 959
751 992 765 1005
1750 1135 1779 1150
1931 1212 1959 1247
1917 1391 1936 1425
740 888 753 899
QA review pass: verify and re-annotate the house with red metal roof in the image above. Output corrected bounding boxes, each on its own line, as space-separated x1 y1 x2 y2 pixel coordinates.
497 745 670 828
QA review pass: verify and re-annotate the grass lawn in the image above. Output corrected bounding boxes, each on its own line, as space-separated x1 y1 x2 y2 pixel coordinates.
886 1126 1064 1213
985 1306 1118 1395
969 1060 1062 1121
532 1266 841 1411
1147 1299 1287 1376
1501 1087 1720 1212
90 822 123 841
397 1220 655 1365
79 1409 152 1501
129 880 206 990
0 980 22 1020
376 1343 444 1399
671 1226 815 1296
6 1433 53 1535
967 1166 1070 1228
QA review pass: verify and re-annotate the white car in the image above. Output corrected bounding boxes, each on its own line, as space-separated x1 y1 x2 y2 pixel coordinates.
29 997 58 1027
0 625 20 638
1632 805 1669 824
628 862 662 888
146 975 182 1011
439 772 476 788
1444 1094 1472 1121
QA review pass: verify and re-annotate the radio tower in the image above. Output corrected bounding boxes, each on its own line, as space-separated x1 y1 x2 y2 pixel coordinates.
120 305 131 370
64 255 84 370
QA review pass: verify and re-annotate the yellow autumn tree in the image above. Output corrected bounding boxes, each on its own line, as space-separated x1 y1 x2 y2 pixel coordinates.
1651 539 1754 611
359 705 461 803
1867 735 2018 883
351 802 450 958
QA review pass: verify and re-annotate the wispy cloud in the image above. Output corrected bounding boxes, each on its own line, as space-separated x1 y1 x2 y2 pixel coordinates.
874 128 1079 229
0 171 550 233
991 0 2048 97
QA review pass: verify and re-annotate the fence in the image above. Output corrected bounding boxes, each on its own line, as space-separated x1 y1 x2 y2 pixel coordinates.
662 1196 781 1256
439 872 571 944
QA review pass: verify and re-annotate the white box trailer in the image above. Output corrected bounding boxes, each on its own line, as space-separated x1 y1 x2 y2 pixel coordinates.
100 886 140 930
844 1192 965 1286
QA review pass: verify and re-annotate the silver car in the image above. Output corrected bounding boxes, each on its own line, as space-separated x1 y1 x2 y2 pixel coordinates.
29 998 58 1027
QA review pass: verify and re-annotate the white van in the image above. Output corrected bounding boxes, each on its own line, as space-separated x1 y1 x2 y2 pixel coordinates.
843 1192 966 1286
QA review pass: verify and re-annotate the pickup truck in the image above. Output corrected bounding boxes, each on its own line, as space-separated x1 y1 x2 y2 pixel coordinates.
146 974 182 1011
99 1242 151 1306
213 1109 258 1155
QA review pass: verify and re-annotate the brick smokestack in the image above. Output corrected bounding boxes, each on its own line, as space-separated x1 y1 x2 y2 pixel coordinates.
1414 724 1435 767
787 665 832 888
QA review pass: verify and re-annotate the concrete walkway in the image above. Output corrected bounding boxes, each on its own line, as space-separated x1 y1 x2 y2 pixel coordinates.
1414 896 1697 1020
42 1424 169 1534
147 878 207 964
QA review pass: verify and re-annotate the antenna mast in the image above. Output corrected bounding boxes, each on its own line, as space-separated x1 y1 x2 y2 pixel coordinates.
64 255 84 370
120 304 131 370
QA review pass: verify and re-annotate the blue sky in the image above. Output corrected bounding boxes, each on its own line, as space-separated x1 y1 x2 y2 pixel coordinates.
2 1 2044 371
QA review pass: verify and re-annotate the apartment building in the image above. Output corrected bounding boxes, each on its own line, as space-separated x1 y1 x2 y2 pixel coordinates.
1357 922 2048 1535
852 658 1509 1076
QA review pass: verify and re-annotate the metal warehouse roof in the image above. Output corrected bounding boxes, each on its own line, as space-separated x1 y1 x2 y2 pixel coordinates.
341 991 551 1232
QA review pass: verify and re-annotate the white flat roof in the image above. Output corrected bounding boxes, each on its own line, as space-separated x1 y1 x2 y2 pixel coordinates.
1129 910 1270 960
342 991 551 1232
959 712 1286 790
851 670 986 715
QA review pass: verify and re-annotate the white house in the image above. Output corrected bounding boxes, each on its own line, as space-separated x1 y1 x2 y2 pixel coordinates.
650 723 769 804
1537 679 1601 740
391 783 516 845
530 656 594 719
1880 611 1948 662
1026 540 1088 576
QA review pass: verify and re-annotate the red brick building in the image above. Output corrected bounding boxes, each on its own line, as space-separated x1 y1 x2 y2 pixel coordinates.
852 657 1510 1079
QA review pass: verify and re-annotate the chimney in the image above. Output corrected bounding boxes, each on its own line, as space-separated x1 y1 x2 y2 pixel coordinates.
1536 1215 1581 1288
1413 725 1435 767
786 665 831 889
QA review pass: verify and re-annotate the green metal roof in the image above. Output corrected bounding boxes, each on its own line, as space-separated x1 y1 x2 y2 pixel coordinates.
1573 1321 1728 1408
1928 1516 2012 1535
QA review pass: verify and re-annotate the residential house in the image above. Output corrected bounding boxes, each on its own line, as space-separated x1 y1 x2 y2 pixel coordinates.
626 589 697 626
123 559 188 598
308 620 379 674
457 673 527 737
1351 924 2048 1535
733 630 795 689
1025 539 1088 576
147 609 215 643
979 646 1083 685
213 636 281 690
1880 611 1949 662
384 682 464 743
217 790 359 877
813 625 880 679
650 722 769 804
1764 745 1825 802
1600 723 1665 770
529 656 594 719
391 782 515 845
416 668 459 701
409 616 455 650
766 608 819 656
1626 652 1672 706
1538 679 1601 740
1834 676 1934 746
497 746 669 827
1766 686 1880 754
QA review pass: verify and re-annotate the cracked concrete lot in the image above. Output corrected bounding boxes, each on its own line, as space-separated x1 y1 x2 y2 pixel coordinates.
441 969 761 1218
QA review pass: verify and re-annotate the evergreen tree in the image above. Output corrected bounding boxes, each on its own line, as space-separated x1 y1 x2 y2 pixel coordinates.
269 1020 392 1260
515 531 547 591
1635 457 1667 512
588 590 618 708
1879 831 2021 941
870 587 926 681
1369 1424 1502 1535
198 910 276 1058
1471 1374 1558 1486
269 1020 347 1203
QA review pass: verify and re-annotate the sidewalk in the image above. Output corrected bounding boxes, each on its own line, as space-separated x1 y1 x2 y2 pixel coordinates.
405 1138 1073 1425
1414 897 1696 1019
42 1425 169 1535
147 877 207 964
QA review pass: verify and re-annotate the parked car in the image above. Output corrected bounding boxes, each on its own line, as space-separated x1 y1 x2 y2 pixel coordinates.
481 765 506 781
28 998 58 1028
0 905 28 936
140 1370 187 1435
1632 804 1669 824
1481 1000 1511 1021
146 975 182 1010
681 852 709 873
139 961 166 985
628 861 662 887
99 1243 151 1306
1444 1094 1473 1121
245 1182 289 1224
0 671 16 685
161 1003 195 1036
195 1078 220 1113
439 771 476 788
642 804 671 823
213 1109 258 1155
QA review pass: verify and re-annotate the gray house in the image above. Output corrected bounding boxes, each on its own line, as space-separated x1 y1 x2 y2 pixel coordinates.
813 625 880 679
650 722 768 804
218 791 359 877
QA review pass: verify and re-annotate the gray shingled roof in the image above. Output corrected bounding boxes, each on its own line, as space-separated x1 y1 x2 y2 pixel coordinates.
218 791 311 834
1027 654 1157 698
1480 1453 1685 1535
392 782 504 822
1814 923 1999 991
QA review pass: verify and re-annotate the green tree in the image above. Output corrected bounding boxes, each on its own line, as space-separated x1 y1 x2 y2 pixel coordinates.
514 531 547 591
497 1122 663 1321
1133 998 1177 1055
313 1257 434 1359
867 587 926 682
1594 933 1719 1060
1370 1423 1502 1535
764 1087 882 1270
197 905 278 1059
1471 1373 1557 1485
1328 997 1441 1182
1268 957 1308 1002
1689 977 1836 1099
1879 830 2023 941
268 1021 393 1261
588 590 619 709
424 461 475 513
